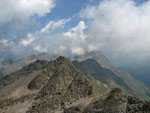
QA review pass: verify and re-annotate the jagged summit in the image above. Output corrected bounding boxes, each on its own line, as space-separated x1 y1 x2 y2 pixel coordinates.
55 56 70 62
27 56 94 112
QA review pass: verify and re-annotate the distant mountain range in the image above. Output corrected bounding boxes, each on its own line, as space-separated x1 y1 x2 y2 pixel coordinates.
0 51 150 100
0 56 14 69
0 56 150 113
0 53 53 76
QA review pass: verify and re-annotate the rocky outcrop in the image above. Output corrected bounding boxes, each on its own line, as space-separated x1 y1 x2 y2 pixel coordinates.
66 88 150 113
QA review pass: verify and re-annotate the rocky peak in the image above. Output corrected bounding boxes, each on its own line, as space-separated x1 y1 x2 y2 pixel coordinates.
54 56 70 63
27 56 75 91
27 56 94 113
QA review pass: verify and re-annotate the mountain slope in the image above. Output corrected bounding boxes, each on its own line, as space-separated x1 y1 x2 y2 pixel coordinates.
0 71 3 79
82 88 150 113
73 59 131 92
124 64 150 87
0 56 150 113
74 51 150 100
0 56 95 113
26 56 95 113
64 88 150 113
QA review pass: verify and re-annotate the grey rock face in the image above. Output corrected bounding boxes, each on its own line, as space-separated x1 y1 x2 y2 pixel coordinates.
69 88 150 113
26 56 94 113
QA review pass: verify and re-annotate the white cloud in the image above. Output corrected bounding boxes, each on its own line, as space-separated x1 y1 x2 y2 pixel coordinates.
88 44 98 52
20 34 35 46
1 0 150 66
59 46 66 50
81 0 150 62
0 39 15 47
40 18 71 33
71 47 85 55
0 0 55 23
63 21 87 41
34 45 47 53
0 39 9 46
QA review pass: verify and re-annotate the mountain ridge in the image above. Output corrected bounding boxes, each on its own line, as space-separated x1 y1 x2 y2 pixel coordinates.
0 56 150 113
0 56 95 113
74 51 150 100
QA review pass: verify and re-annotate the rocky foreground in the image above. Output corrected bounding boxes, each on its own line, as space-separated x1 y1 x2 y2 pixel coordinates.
0 56 150 113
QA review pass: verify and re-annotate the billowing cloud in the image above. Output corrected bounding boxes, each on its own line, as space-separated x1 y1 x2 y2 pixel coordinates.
0 0 56 59
81 0 150 65
34 45 47 53
0 19 87 59
32 20 87 56
0 39 9 47
71 47 85 55
0 0 55 23
88 44 98 52
2 0 150 67
64 21 87 41
20 34 35 46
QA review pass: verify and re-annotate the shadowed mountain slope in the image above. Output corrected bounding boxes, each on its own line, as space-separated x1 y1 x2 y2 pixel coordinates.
74 52 150 100
0 71 3 79
73 59 131 92
124 64 150 87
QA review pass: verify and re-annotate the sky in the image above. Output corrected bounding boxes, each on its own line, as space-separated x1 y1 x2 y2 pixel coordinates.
0 0 150 67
